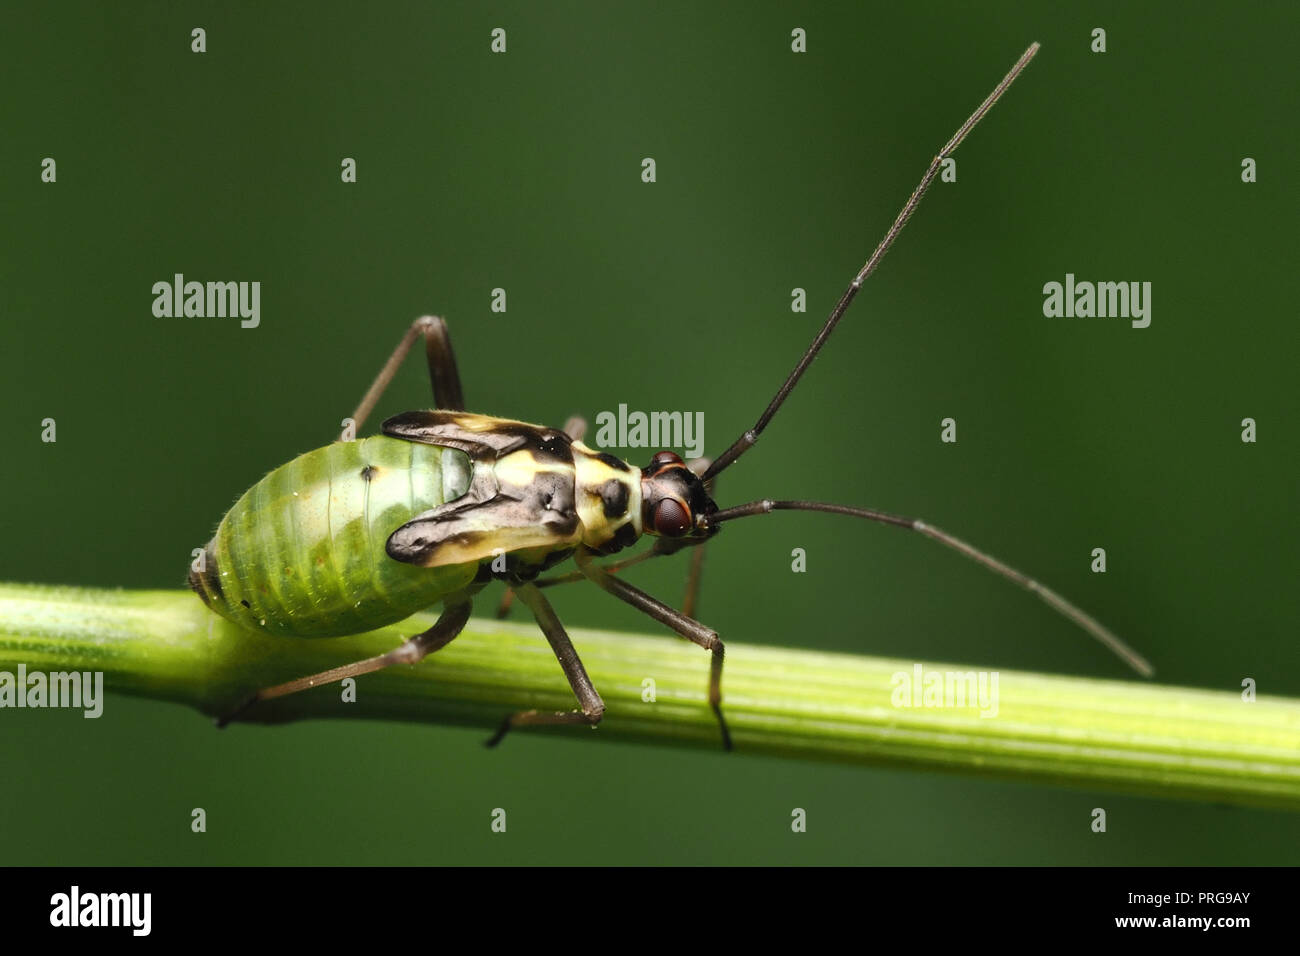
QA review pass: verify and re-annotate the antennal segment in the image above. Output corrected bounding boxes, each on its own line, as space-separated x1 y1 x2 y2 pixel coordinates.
702 496 1154 678
703 42 1041 481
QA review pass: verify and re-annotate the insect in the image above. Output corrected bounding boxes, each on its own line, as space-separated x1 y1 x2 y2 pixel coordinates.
192 42 1152 749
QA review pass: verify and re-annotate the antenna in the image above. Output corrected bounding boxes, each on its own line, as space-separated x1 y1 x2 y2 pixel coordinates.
702 498 1154 677
703 43 1041 481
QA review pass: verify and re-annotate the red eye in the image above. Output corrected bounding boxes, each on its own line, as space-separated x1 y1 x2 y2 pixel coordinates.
653 499 691 537
650 451 682 469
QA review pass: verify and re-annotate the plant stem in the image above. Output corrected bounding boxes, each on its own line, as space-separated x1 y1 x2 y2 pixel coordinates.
1 582 1297 810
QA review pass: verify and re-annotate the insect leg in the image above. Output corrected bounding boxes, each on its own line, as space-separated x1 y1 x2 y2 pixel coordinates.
574 546 731 751
495 414 591 616
496 545 645 618
495 535 711 618
680 537 708 619
562 415 588 442
216 598 472 726
680 457 716 618
485 583 605 747
535 547 661 589
493 589 517 618
343 315 465 439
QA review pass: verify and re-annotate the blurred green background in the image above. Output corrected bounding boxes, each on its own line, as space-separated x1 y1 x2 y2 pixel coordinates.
2 2 1297 864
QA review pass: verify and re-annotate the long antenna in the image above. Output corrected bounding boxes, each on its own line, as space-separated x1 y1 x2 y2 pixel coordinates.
702 498 1154 677
703 42 1041 482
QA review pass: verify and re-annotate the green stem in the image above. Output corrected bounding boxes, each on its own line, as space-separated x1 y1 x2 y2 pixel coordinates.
2 582 1297 810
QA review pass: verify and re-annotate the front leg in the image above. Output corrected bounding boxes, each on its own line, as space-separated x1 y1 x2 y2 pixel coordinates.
574 546 731 751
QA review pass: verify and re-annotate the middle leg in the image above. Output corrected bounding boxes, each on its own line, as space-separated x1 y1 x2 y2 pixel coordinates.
485 583 605 747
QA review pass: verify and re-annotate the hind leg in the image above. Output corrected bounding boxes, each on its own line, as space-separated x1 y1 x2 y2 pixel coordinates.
342 315 466 441
217 598 472 726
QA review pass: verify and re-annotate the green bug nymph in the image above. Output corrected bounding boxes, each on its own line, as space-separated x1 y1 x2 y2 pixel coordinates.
196 43 1152 750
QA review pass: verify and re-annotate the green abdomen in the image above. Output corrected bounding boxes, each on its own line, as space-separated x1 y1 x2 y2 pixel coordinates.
195 436 477 637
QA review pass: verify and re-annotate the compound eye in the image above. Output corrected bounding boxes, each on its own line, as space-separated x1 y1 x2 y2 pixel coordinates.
653 498 691 537
650 451 683 469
